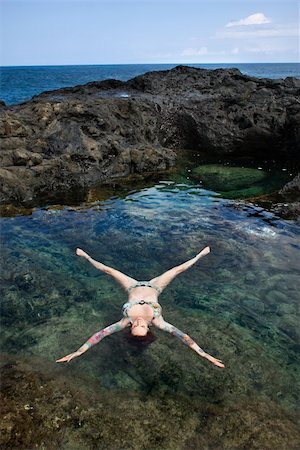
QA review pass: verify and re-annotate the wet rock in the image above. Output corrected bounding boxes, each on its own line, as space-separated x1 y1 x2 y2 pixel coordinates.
279 173 300 201
1 66 299 206
262 173 300 219
271 201 300 219
0 168 32 204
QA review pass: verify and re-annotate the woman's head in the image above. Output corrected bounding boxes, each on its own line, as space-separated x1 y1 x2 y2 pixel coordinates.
131 317 149 337
125 326 156 350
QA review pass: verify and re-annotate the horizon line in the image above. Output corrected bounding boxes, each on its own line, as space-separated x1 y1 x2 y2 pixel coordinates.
1 61 299 68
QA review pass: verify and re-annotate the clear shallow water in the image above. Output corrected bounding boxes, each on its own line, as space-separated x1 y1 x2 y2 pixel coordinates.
1 62 299 105
1 179 300 449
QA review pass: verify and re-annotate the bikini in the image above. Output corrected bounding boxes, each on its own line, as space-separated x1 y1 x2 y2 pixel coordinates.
126 281 162 294
122 281 162 323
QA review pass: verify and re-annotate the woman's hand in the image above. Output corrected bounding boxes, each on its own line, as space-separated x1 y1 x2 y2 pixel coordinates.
204 353 225 368
76 248 88 258
56 351 80 363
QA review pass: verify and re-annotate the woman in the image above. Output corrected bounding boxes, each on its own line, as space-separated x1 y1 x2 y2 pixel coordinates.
56 246 224 368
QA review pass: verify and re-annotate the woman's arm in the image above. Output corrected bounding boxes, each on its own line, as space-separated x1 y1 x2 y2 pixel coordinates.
56 318 129 363
153 317 224 368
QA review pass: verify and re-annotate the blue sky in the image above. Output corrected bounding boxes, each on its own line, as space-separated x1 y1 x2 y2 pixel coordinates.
0 0 299 65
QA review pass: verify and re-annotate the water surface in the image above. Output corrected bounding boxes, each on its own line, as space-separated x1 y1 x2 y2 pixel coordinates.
1 172 300 449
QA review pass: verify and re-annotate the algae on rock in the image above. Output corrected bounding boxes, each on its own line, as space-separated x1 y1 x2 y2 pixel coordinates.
192 164 267 193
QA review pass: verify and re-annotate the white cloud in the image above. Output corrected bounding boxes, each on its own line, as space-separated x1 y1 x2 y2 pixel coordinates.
181 47 240 57
182 47 208 56
245 43 296 55
217 26 299 39
226 13 271 28
246 46 275 54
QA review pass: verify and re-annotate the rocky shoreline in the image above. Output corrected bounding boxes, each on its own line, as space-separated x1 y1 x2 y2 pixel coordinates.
0 66 299 212
261 173 300 219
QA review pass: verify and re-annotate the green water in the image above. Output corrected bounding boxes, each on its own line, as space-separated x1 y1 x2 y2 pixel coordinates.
1 165 300 449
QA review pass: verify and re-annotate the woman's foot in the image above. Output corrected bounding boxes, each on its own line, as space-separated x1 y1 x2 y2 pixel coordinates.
199 246 210 257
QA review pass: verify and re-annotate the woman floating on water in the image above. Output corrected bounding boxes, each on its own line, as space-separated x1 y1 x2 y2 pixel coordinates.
56 246 224 368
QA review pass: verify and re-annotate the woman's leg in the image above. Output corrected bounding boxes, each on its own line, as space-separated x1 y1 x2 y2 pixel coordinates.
76 248 137 290
150 246 210 292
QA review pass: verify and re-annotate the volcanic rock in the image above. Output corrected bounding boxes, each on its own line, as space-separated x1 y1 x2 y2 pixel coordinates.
0 66 299 206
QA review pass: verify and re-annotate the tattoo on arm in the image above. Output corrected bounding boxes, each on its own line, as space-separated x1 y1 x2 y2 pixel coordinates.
161 322 206 356
77 321 126 354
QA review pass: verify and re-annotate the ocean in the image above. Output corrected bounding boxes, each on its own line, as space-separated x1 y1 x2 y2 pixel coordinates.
1 62 299 105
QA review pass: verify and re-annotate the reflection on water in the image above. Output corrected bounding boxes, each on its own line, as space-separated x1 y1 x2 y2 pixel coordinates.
1 180 300 449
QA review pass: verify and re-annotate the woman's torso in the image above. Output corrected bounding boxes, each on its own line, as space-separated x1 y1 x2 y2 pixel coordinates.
123 284 162 323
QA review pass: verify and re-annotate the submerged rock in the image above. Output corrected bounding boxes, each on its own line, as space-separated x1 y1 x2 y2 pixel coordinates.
1 353 300 450
192 164 266 192
0 66 299 206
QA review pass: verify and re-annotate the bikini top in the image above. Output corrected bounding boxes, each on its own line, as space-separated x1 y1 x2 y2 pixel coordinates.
122 300 162 323
126 281 162 294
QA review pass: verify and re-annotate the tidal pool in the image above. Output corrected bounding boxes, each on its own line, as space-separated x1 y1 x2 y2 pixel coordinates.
1 175 300 449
